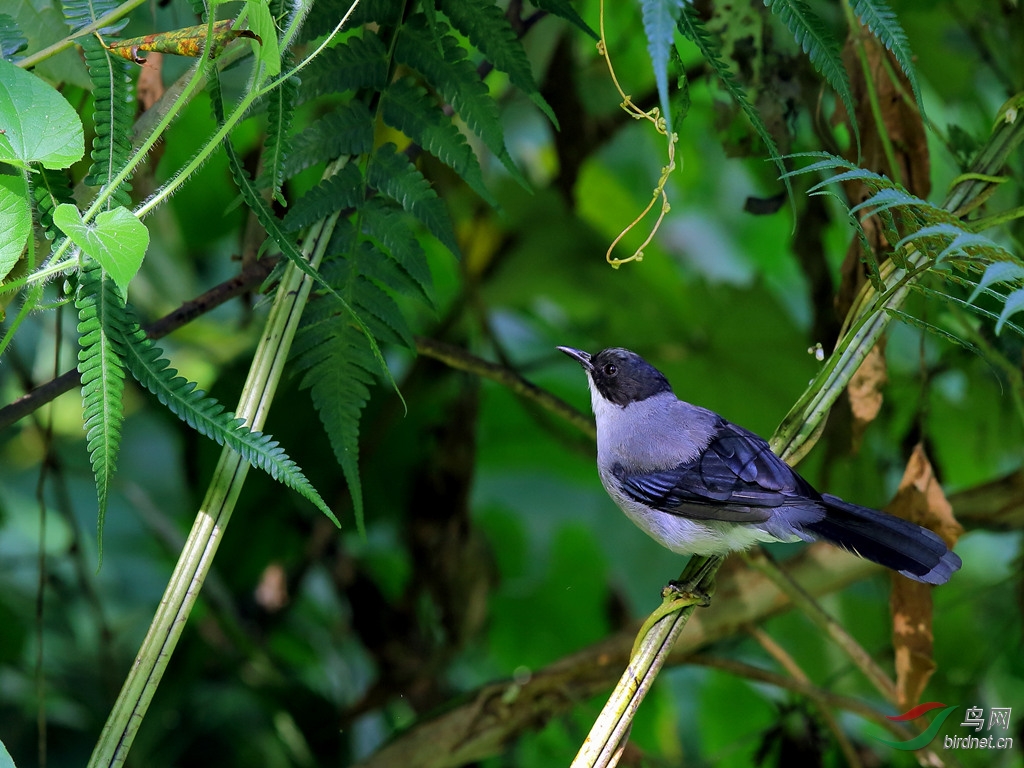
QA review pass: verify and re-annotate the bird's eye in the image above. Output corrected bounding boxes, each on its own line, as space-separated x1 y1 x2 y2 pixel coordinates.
603 363 617 376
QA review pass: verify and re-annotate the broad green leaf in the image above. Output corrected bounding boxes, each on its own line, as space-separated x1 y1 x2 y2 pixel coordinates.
0 174 30 281
53 204 149 296
247 0 281 76
0 58 84 169
642 0 684 134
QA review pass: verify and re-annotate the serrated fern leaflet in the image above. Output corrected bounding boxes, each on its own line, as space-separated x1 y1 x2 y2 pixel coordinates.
119 319 338 525
76 257 127 562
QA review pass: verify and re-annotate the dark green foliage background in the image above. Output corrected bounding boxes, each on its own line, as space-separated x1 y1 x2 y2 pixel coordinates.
1 0 1023 766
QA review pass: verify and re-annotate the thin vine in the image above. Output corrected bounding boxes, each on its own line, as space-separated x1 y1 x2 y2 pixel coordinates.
597 0 678 268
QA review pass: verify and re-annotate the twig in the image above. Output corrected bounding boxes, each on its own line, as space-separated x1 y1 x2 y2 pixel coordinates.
0 258 276 432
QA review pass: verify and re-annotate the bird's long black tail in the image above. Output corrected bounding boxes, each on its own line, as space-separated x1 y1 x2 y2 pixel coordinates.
803 495 961 585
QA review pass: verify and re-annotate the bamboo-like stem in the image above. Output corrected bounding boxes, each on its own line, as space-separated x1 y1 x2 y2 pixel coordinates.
570 555 722 768
86 168 343 768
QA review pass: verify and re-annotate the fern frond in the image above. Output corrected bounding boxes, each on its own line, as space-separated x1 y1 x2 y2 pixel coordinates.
678 4 792 203
292 307 382 536
365 142 461 258
765 0 859 152
380 77 496 206
281 102 374 180
80 37 134 210
283 162 364 232
296 32 388 103
209 65 403 454
119 319 338 524
437 0 558 126
850 0 923 113
76 257 128 561
258 52 298 205
396 14 527 187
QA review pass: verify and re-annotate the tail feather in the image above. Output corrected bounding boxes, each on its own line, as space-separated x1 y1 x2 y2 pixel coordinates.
802 494 961 585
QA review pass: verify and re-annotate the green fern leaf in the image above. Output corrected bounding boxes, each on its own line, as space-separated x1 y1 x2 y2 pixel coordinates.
850 0 923 114
292 309 382 536
76 257 128 561
396 14 528 187
764 0 859 153
437 0 558 126
297 32 388 102
119 318 339 525
281 101 374 180
283 162 365 232
380 77 496 206
259 53 298 205
366 142 461 258
641 0 685 134
359 197 434 299
80 37 134 210
678 5 792 203
529 0 599 39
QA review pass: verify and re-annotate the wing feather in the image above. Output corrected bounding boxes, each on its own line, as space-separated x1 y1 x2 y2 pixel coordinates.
613 419 820 523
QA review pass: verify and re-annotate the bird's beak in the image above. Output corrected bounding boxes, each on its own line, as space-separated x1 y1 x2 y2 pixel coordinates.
557 346 593 372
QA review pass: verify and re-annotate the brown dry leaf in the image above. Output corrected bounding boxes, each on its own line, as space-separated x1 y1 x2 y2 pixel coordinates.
847 340 887 451
886 444 963 709
136 51 165 112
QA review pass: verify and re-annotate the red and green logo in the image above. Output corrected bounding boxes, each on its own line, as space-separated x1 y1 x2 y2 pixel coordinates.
875 702 959 750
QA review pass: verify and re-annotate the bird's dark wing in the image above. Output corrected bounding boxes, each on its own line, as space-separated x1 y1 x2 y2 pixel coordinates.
612 419 819 522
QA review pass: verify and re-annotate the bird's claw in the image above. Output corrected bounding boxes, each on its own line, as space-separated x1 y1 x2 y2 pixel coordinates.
662 580 713 607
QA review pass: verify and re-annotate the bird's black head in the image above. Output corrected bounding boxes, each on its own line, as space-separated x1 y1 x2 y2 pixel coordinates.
557 346 673 406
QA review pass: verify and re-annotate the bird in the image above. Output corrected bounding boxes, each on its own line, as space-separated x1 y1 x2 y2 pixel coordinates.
557 346 961 585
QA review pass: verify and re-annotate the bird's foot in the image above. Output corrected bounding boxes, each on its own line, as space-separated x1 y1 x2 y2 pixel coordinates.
631 582 713 656
662 580 713 607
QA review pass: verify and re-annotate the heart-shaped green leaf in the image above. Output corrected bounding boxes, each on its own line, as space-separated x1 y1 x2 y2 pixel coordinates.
53 204 150 296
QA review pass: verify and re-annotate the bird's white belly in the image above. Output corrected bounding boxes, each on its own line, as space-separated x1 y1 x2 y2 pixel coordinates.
603 480 781 556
